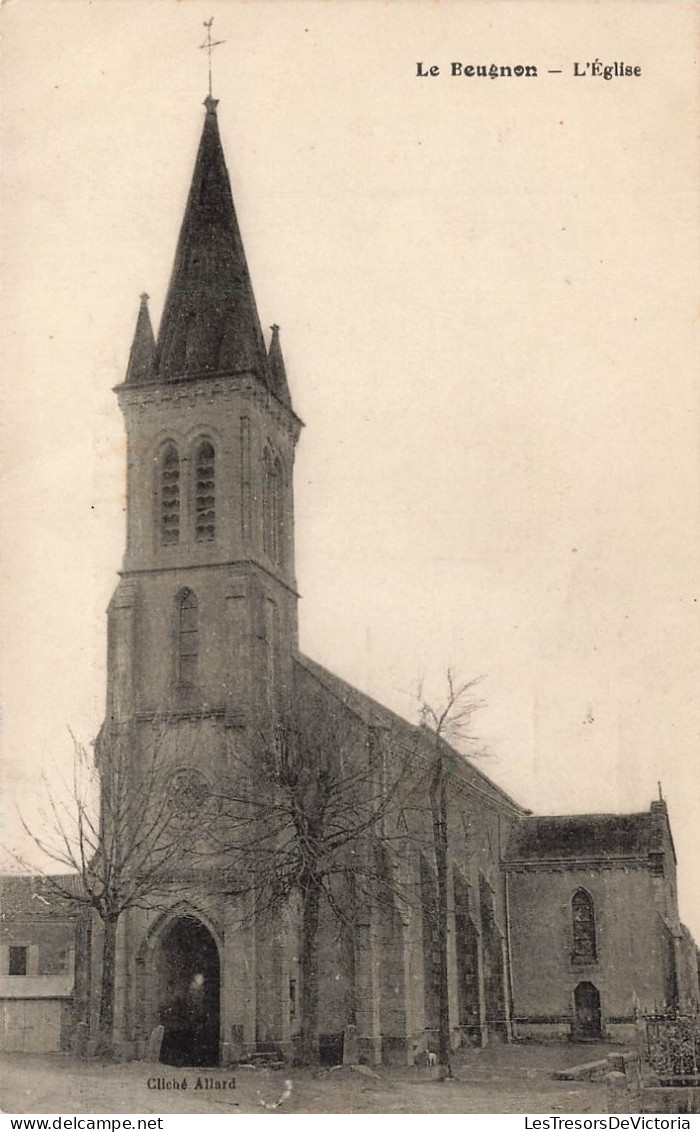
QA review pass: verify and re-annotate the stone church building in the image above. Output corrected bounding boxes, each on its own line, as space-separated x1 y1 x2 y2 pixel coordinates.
2 95 698 1063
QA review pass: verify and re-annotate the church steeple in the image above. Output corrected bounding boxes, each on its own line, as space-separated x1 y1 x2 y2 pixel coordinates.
151 97 268 383
114 92 301 725
125 293 155 384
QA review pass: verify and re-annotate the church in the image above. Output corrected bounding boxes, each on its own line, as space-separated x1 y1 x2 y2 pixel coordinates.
1 93 697 1064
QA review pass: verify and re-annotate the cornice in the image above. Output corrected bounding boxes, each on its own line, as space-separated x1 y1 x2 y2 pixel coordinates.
115 371 303 442
514 1015 571 1026
134 708 226 725
119 558 301 599
502 855 648 873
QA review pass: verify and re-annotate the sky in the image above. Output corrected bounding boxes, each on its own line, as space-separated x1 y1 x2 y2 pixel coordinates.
1 0 698 937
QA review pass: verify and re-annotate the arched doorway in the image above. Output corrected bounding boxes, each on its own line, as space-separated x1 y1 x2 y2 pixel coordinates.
156 915 220 1066
573 981 602 1039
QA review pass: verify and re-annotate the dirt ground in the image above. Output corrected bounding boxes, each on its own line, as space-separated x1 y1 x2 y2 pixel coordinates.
0 1043 617 1115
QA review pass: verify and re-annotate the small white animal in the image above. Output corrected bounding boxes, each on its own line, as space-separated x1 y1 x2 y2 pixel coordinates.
257 1079 293 1110
426 1050 437 1067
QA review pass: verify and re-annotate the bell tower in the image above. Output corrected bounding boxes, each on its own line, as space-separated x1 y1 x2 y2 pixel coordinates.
105 95 302 748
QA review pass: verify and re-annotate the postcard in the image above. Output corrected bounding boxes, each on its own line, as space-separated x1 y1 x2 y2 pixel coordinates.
1 0 698 1118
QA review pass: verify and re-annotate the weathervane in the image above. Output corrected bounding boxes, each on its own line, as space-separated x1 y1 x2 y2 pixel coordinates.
199 17 225 100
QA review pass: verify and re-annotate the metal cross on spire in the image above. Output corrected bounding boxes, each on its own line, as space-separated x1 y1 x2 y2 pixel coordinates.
199 17 226 100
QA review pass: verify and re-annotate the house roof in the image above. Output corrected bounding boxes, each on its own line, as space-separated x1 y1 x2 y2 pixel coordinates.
295 653 527 816
0 875 83 919
503 811 656 862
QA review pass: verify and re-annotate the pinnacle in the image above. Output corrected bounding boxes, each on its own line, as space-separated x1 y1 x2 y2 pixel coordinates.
125 293 155 384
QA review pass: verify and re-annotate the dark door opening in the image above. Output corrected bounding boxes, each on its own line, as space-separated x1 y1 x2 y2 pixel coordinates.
157 915 220 1066
573 981 602 1039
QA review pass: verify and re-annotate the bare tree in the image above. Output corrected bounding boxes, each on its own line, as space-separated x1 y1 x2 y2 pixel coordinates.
417 669 485 1078
9 722 203 1055
213 686 413 1065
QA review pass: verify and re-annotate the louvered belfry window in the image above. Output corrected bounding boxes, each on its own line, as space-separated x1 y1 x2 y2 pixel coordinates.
572 889 597 963
195 441 216 541
160 444 180 546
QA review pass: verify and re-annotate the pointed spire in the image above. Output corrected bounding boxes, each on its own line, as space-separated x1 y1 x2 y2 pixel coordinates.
153 101 267 383
125 293 155 383
267 324 292 408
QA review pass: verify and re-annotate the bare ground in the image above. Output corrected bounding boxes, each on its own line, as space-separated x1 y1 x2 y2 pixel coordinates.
0 1043 615 1115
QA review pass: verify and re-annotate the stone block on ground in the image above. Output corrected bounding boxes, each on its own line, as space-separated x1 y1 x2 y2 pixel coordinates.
147 1024 164 1062
343 1025 358 1065
606 1071 629 1114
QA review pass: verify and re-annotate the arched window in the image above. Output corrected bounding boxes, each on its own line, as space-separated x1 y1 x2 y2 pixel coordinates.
262 449 273 559
262 448 284 565
273 457 284 564
572 889 597 963
195 441 216 542
160 444 180 546
177 589 199 687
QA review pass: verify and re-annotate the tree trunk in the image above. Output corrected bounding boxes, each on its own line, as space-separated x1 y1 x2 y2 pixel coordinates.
430 761 452 1077
299 880 321 1065
97 915 118 1056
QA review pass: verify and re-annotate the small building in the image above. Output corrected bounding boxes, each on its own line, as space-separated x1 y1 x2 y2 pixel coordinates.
0 876 88 1053
504 800 700 1043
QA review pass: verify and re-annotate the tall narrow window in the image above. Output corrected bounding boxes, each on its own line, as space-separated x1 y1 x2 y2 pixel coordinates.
263 448 284 565
572 889 597 963
177 588 199 687
273 457 284 565
195 441 216 542
160 444 180 546
263 449 273 559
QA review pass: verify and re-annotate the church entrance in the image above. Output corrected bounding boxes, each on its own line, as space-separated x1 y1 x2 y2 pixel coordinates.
573 981 602 1039
156 915 220 1066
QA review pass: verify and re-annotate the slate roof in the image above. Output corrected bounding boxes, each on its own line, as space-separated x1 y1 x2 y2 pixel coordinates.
503 812 656 862
0 874 83 919
151 97 268 384
295 653 527 816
